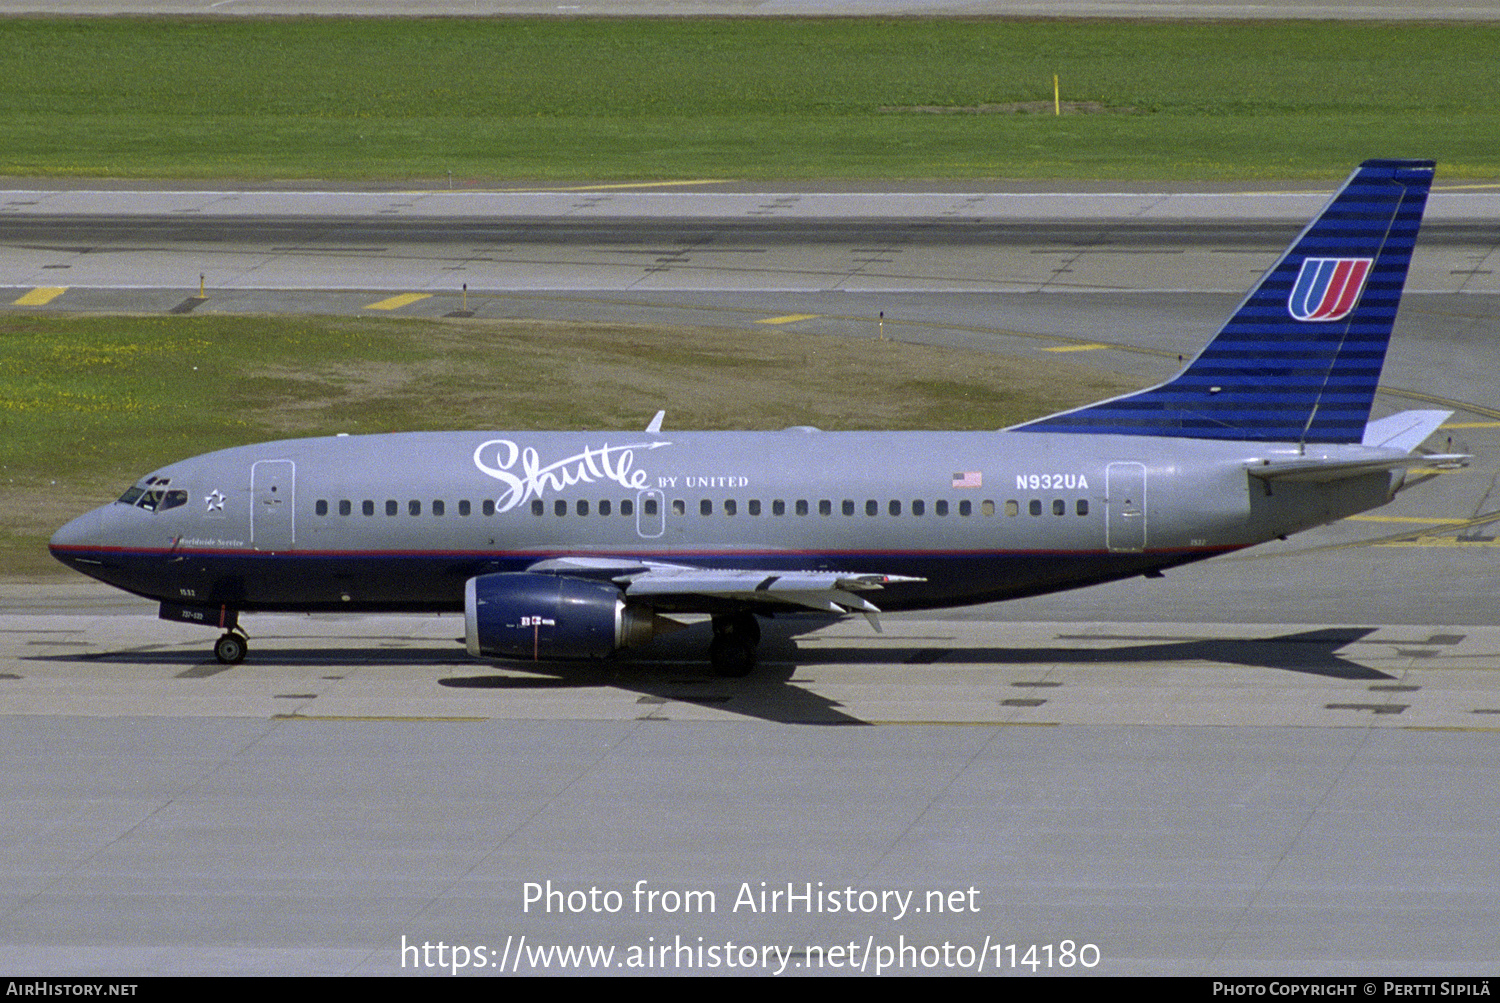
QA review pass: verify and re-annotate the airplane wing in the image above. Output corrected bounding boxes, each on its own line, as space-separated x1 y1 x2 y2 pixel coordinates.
524 556 923 628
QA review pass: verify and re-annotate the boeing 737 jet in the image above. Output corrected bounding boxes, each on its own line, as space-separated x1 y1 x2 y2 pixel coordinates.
50 160 1463 675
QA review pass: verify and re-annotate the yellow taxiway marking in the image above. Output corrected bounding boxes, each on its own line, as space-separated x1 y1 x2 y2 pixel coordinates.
1441 421 1500 429
1379 538 1500 548
274 714 488 722
364 292 432 311
1347 515 1468 525
13 286 67 306
756 313 820 325
424 179 731 194
1042 343 1109 353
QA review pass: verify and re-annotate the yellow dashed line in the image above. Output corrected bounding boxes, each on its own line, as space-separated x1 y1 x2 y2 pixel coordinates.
1378 539 1500 548
756 313 820 325
1441 422 1500 429
1347 515 1467 524
427 179 731 194
13 286 67 306
1042 343 1109 353
274 713 487 722
364 293 432 311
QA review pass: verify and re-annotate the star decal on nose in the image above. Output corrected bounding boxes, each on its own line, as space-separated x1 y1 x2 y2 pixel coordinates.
205 489 225 512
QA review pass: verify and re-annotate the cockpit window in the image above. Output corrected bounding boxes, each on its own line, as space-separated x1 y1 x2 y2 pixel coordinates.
117 477 186 513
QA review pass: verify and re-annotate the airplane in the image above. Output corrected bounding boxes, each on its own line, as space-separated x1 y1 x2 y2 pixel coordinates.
49 159 1464 676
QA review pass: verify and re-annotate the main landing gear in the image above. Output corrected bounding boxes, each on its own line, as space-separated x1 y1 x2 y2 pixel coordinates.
708 612 760 678
214 630 249 665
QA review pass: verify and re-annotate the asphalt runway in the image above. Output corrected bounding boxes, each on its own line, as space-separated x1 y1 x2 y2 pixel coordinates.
2 184 1499 976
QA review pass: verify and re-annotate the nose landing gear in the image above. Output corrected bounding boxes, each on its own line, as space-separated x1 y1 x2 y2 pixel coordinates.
214 630 248 665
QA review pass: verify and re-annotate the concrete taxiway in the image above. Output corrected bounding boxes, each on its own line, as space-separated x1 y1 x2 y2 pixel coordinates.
3 183 1499 975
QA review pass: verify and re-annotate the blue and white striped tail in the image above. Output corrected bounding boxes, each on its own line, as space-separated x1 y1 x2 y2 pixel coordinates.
1015 159 1435 444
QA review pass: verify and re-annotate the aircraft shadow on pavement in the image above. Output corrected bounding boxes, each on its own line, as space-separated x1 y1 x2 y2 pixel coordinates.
438 623 1393 725
26 623 1391 726
783 625 1394 681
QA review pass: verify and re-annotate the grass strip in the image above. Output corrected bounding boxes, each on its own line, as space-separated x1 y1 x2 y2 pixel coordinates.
0 17 1496 181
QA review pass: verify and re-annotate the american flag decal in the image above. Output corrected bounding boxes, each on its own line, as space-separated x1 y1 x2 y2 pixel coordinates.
1288 257 1373 322
952 472 982 488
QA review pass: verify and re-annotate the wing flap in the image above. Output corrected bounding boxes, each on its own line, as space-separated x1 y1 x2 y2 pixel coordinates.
621 568 922 614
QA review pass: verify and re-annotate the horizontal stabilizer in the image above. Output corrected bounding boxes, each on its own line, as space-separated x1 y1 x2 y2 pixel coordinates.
1246 452 1467 484
1362 410 1451 451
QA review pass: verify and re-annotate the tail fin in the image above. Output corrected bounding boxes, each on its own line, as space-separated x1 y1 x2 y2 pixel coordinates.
1014 159 1435 443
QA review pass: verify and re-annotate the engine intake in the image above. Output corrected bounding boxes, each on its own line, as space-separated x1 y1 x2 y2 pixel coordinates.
464 572 673 660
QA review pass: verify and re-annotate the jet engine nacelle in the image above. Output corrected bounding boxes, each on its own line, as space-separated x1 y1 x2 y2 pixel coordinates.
464 572 668 660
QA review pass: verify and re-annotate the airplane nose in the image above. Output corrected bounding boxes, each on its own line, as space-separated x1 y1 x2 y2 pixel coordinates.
49 506 111 562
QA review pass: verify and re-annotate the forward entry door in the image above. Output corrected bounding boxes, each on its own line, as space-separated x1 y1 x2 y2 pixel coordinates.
251 459 295 551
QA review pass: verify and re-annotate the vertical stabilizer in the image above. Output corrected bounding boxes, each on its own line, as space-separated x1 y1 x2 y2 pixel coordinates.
1014 159 1435 443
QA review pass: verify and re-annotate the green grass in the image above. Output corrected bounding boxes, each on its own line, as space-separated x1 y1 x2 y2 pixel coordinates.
0 17 1496 180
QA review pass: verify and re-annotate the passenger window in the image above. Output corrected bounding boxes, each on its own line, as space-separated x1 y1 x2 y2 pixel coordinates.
316 499 328 516
643 498 657 516
339 500 351 516
958 500 972 517
982 500 995 516
842 500 855 516
866 500 878 516
748 499 761 516
889 500 901 517
482 500 495 516
458 500 471 516
1005 500 1018 516
409 500 421 516
935 500 949 516
363 500 375 516
771 500 784 516
622 499 635 516
599 499 611 516
912 500 924 516
530 500 544 516
386 500 398 516
724 499 737 516
1053 499 1066 516
672 499 685 516
1029 500 1042 516
577 500 589 516
700 499 713 516
796 500 809 516
819 500 832 517
1077 499 1089 516
554 500 567 517
432 500 445 516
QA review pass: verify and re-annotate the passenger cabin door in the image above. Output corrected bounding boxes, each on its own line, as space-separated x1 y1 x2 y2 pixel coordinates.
636 488 665 539
251 459 295 551
1106 462 1146 552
